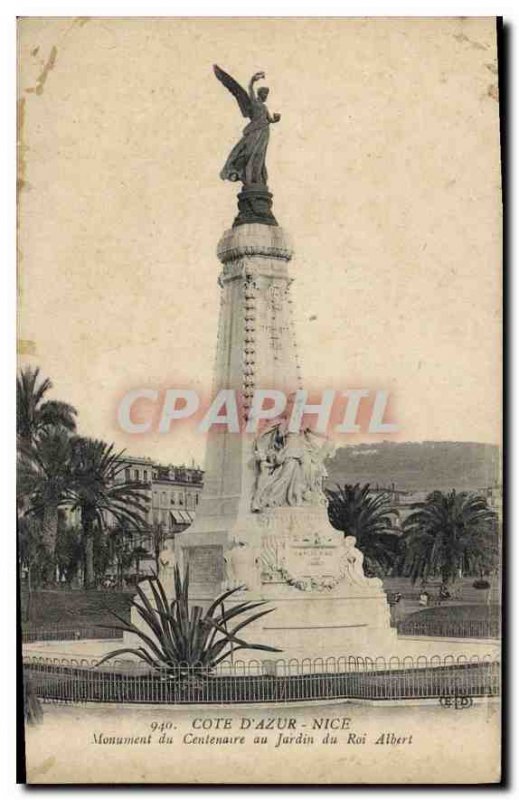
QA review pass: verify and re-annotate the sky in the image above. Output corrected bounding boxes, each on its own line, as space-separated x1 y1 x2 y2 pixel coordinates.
17 17 502 466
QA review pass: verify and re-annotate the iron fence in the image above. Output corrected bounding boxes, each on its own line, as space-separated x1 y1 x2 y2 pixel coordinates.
23 618 500 645
23 653 500 705
397 618 500 639
22 625 123 643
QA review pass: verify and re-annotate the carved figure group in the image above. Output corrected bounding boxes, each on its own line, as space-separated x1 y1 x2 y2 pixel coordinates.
251 419 335 512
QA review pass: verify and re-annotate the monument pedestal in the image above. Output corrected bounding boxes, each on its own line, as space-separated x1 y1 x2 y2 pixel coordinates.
150 221 397 663
164 502 397 662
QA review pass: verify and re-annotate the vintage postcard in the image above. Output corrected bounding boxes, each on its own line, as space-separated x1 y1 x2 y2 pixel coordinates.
18 17 502 784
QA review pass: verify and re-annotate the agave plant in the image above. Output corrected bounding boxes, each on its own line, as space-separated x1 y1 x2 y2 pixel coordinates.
96 566 281 675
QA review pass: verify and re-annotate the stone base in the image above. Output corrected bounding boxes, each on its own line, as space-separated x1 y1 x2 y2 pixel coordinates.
129 586 397 665
154 504 398 664
233 184 277 227
203 589 397 663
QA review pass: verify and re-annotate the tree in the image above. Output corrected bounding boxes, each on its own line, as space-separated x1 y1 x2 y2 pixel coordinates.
67 438 149 588
326 483 400 576
17 367 78 584
55 515 82 585
402 490 498 588
17 427 73 584
17 366 77 448
18 515 46 590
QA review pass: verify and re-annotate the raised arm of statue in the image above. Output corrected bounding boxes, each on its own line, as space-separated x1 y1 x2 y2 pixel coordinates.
249 71 265 103
214 64 280 220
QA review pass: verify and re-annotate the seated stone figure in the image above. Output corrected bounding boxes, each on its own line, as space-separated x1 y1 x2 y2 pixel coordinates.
252 419 334 512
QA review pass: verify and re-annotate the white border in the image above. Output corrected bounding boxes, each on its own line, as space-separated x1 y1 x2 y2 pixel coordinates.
1 3 516 797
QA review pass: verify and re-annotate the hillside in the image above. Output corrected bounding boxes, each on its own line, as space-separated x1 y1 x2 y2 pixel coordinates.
326 441 500 493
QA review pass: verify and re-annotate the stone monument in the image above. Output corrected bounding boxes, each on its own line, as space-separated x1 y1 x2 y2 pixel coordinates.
158 66 397 660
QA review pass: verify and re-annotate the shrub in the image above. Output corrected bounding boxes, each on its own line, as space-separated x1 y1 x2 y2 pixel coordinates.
96 566 281 675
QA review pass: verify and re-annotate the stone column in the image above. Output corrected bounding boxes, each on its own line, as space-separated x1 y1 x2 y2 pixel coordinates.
157 221 398 661
173 222 301 596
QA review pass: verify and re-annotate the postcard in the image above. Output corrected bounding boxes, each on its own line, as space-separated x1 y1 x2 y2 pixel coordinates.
18 16 502 784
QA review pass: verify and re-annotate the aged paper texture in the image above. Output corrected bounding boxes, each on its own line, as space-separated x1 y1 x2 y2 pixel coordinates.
19 17 502 784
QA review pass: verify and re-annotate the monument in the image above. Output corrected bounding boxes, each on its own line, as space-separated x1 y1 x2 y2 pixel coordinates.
157 66 397 660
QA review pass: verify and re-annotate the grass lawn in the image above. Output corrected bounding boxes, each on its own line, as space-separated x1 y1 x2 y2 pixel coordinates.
401 604 500 624
383 575 500 625
22 578 501 637
397 604 500 638
21 589 133 629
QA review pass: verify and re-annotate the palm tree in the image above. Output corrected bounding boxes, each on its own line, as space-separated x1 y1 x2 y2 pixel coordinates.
402 490 498 588
17 367 78 583
18 515 46 590
17 427 73 584
55 516 82 585
326 483 400 576
67 438 149 588
17 366 77 447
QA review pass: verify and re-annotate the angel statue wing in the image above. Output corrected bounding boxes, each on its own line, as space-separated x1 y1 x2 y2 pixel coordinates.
213 64 252 119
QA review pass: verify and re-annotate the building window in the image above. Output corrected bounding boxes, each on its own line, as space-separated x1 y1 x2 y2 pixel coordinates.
196 494 199 505
134 469 139 481
125 468 130 481
179 495 183 505
143 470 148 482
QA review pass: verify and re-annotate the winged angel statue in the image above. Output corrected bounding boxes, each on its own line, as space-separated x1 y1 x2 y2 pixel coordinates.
213 64 281 187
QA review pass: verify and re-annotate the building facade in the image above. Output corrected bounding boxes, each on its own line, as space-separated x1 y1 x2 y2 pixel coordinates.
63 455 204 581
109 456 204 573
114 455 203 533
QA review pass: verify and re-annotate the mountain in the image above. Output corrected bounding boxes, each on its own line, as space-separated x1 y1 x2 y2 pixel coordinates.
325 441 500 493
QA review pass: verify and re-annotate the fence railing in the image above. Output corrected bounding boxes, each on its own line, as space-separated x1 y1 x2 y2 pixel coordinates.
22 625 123 643
23 653 500 705
23 617 500 645
397 618 500 639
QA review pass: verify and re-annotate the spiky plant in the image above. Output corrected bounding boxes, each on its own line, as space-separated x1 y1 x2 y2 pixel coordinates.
96 566 281 675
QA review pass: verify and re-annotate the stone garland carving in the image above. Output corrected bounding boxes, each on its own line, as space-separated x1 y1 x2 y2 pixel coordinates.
267 282 284 312
260 535 381 593
242 275 257 414
266 280 290 363
260 535 284 582
285 284 303 388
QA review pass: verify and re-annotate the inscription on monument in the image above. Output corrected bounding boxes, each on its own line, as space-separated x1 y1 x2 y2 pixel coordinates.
184 546 224 584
